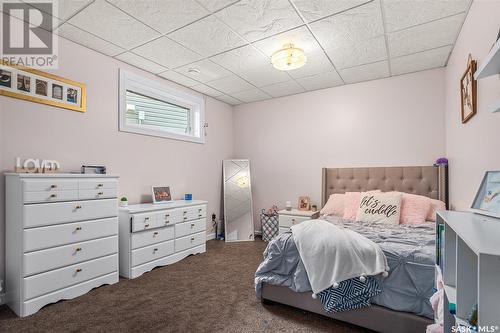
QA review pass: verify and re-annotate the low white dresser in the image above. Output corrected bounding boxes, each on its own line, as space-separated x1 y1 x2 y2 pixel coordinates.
119 200 207 279
5 173 119 317
278 209 319 234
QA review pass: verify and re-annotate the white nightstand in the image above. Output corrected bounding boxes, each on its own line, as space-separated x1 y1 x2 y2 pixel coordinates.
278 209 319 234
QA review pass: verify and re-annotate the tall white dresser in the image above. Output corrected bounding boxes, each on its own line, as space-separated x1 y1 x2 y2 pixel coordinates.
5 173 119 317
119 200 207 279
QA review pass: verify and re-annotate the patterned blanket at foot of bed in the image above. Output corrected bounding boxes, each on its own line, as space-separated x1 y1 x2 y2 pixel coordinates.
317 277 381 313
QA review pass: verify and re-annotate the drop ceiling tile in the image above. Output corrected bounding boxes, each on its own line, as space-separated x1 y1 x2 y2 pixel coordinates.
215 0 303 42
339 60 389 84
132 37 203 68
216 94 243 105
107 0 209 34
292 0 370 22
253 26 322 57
191 84 224 97
26 0 93 22
310 1 387 69
168 15 246 57
383 0 470 32
56 23 125 56
175 59 232 83
238 64 290 87
157 71 200 87
295 70 343 90
210 45 270 73
196 0 239 12
388 14 466 57
232 88 270 103
288 51 334 79
68 0 160 49
391 45 452 75
115 52 168 74
206 75 255 94
260 80 305 98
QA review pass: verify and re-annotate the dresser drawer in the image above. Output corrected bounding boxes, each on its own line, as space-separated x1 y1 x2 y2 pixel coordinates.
156 209 182 226
79 188 118 200
175 231 206 252
78 179 118 190
131 240 174 267
131 226 174 249
24 190 79 204
23 236 118 276
131 212 161 232
279 215 310 228
22 179 78 192
179 205 206 222
23 254 118 300
24 217 118 252
175 218 206 238
23 199 117 228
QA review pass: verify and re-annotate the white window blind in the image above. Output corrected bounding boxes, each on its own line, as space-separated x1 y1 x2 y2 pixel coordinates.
119 70 205 143
125 90 191 135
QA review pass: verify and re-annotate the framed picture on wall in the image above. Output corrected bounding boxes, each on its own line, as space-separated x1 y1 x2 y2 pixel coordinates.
152 186 172 204
471 171 500 218
460 54 477 123
0 60 86 112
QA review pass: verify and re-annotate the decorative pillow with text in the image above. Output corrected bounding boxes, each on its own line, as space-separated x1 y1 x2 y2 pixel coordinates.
356 192 402 225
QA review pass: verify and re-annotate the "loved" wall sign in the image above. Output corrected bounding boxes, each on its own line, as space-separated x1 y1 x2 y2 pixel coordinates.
15 157 60 173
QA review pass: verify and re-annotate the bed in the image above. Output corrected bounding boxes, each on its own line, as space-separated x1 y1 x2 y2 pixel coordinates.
257 166 448 333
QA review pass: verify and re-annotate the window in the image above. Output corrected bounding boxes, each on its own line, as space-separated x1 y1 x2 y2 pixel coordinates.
119 70 205 143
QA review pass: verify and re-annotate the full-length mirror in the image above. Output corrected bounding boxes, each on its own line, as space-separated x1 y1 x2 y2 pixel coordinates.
223 159 254 242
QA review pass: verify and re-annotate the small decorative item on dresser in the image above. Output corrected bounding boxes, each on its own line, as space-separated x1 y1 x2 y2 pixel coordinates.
298 196 310 211
261 206 279 242
152 186 172 204
15 157 60 173
119 197 128 207
311 204 318 212
81 165 106 174
285 201 292 211
185 193 193 200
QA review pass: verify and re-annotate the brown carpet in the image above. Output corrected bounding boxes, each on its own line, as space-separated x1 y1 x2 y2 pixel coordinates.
0 240 369 333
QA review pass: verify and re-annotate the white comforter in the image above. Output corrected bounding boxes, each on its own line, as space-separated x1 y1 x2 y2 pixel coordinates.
291 219 389 294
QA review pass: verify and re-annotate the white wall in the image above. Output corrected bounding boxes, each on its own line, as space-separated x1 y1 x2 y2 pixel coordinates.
445 0 500 210
0 37 234 280
233 69 446 227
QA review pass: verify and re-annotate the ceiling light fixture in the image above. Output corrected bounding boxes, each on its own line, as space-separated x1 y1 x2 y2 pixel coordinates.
187 68 200 75
271 43 307 71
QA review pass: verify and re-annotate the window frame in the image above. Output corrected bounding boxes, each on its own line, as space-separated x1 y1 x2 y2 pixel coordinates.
119 69 205 144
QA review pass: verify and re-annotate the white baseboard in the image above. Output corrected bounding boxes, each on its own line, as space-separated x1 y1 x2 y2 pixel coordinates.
206 233 216 240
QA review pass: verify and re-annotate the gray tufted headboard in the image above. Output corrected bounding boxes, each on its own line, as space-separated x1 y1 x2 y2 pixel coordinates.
321 166 448 208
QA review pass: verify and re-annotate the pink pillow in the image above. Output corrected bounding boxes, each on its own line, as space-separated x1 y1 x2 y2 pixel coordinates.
321 194 345 216
399 193 432 225
427 199 446 222
343 190 381 221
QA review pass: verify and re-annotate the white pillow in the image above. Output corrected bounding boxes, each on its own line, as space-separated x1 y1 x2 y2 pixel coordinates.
356 192 402 225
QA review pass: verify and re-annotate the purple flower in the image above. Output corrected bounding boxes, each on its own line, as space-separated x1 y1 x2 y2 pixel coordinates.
436 157 448 165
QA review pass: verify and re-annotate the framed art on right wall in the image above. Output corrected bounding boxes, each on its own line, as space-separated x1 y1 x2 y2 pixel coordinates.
460 54 477 123
471 171 500 218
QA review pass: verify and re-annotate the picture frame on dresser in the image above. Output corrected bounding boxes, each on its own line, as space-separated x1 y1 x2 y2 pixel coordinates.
471 171 500 218
5 173 119 317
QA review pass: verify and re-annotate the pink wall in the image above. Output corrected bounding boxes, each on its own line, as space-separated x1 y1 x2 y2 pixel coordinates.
0 38 234 280
233 69 446 229
445 0 500 210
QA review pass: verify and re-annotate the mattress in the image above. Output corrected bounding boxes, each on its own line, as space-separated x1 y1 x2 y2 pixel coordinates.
255 216 436 319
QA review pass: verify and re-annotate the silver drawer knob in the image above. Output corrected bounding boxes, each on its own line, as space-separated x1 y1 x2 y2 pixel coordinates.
191 223 195 228
165 214 170 218
198 208 202 212
191 237 195 241
183 217 187 221
50 184 57 189
97 183 104 187
153 248 158 252
165 220 170 224
50 194 57 198
97 191 103 195
198 214 202 218
144 224 150 228
75 226 82 231
75 247 82 252
75 205 82 209
76 268 82 273
153 231 159 236
183 211 187 214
